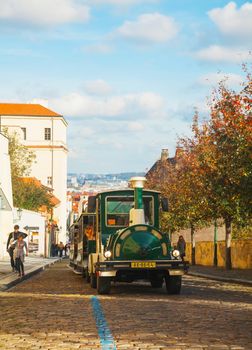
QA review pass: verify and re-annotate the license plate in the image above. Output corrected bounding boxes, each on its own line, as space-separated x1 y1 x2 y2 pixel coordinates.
131 261 156 268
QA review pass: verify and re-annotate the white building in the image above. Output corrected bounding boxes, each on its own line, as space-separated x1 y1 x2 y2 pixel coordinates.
0 133 13 258
0 103 68 243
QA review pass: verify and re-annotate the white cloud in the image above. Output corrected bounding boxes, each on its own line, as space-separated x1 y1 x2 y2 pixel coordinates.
0 0 90 27
97 138 123 150
79 127 95 137
128 121 144 131
68 148 79 159
90 0 158 6
208 1 252 39
85 43 113 54
84 80 112 95
198 72 243 87
117 13 178 43
0 48 45 57
195 45 252 63
137 92 163 110
50 91 164 118
28 98 49 107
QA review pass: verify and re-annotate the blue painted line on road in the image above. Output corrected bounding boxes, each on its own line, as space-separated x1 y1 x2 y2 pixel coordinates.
91 296 117 350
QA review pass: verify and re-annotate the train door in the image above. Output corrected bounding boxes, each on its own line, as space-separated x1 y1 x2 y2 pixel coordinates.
83 214 96 269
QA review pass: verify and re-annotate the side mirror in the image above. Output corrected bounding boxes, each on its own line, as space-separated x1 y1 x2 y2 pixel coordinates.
161 198 169 212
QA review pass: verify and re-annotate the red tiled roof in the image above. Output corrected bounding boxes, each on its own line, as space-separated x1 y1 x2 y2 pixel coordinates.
0 103 62 117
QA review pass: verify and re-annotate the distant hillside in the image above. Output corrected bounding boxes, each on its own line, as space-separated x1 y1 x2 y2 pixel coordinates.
67 172 145 187
68 172 145 180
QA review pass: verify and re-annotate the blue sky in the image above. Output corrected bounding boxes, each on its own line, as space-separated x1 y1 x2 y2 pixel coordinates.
0 0 251 173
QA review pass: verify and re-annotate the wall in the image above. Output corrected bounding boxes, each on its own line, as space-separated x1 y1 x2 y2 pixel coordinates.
172 222 226 244
14 209 46 256
2 115 67 145
0 134 14 258
2 115 67 243
184 240 252 269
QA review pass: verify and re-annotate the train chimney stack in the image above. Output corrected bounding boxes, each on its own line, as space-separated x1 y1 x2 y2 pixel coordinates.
128 177 146 225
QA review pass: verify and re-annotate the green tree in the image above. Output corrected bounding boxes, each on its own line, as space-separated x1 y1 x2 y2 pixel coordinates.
13 178 53 212
5 130 36 178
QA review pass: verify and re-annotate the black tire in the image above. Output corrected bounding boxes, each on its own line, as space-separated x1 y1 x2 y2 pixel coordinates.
97 276 111 295
150 277 163 288
90 273 97 288
165 275 182 294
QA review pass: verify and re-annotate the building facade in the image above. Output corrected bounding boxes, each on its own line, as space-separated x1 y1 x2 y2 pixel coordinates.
0 133 13 258
0 103 68 243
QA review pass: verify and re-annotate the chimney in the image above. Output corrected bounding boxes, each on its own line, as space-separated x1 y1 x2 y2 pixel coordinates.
161 148 169 162
129 177 146 225
175 147 183 159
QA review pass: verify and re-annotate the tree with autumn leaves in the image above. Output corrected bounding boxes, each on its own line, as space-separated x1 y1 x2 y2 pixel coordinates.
192 71 252 269
147 68 252 269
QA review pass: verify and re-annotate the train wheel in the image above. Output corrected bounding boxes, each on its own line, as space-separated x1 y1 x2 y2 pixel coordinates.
165 275 181 294
97 276 111 295
150 277 163 288
90 273 97 288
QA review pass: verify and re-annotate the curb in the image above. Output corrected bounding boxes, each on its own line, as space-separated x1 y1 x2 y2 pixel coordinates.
188 271 252 287
0 258 62 291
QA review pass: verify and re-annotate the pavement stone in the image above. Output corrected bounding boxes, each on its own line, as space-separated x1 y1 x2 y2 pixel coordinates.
188 265 252 286
0 256 61 291
0 261 251 349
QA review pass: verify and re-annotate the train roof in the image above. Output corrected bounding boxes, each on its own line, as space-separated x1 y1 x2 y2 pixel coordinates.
96 188 161 196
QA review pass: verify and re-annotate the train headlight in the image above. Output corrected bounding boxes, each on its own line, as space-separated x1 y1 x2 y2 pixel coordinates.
104 250 112 258
172 249 180 258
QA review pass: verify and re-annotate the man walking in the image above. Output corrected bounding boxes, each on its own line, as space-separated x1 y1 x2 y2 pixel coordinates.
6 225 28 272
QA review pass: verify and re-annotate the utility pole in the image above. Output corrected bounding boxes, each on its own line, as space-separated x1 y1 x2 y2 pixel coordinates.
214 219 218 266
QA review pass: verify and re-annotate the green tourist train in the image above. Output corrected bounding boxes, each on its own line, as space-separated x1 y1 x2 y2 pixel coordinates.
69 177 189 294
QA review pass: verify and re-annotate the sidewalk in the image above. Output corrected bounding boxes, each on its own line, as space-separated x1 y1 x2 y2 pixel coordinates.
188 264 252 286
0 255 61 291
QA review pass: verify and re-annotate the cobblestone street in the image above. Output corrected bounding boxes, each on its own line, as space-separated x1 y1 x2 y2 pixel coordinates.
0 261 251 350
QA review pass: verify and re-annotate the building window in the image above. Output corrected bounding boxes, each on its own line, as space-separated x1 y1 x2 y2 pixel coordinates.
47 176 52 186
21 128 26 140
45 128 51 140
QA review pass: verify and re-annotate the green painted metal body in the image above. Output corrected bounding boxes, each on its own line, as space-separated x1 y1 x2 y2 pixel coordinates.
98 189 159 244
109 225 172 260
96 189 172 261
134 187 143 209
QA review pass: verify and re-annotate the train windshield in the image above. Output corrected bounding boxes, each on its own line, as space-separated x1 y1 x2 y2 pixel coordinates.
106 196 154 227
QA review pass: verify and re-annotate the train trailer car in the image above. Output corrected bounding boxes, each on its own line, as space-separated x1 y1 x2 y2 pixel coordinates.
70 177 189 294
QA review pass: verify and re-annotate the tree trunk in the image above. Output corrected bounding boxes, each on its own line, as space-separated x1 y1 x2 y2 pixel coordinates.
225 218 232 270
191 224 195 265
213 220 218 266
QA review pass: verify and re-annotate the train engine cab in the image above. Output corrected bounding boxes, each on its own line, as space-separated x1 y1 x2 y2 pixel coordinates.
86 177 189 294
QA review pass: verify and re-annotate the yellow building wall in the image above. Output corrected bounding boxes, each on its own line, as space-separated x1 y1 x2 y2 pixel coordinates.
183 240 252 269
217 241 226 267
231 240 252 269
196 242 214 266
185 243 191 262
